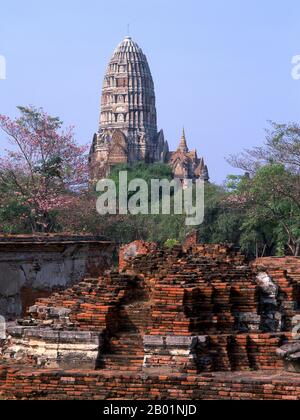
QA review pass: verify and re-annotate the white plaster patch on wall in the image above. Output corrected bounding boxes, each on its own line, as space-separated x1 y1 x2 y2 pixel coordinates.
0 55 6 80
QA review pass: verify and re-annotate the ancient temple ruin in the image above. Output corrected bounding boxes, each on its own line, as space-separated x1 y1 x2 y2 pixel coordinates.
89 37 209 182
1 236 300 400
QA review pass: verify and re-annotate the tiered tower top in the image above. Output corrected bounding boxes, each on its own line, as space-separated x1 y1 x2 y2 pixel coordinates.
100 36 157 139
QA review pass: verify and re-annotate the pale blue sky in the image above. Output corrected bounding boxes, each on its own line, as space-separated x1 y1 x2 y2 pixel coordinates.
0 0 300 183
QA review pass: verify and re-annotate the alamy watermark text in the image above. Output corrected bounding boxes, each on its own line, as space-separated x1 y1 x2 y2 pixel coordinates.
96 172 205 226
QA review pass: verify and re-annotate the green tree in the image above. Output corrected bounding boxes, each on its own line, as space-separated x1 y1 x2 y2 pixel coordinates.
227 121 300 256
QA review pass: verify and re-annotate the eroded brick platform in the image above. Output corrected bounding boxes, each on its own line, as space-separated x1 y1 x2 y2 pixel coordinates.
1 240 300 400
1 367 300 400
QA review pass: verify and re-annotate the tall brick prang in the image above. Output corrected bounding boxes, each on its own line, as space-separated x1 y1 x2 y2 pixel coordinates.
89 37 209 182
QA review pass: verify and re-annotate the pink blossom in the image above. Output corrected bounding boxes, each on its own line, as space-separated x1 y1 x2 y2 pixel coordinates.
0 107 89 232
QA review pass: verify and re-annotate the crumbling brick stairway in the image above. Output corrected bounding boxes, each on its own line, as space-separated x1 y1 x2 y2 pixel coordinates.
98 299 152 371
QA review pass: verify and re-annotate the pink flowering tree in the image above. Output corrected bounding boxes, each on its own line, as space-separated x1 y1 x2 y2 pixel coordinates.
0 106 89 232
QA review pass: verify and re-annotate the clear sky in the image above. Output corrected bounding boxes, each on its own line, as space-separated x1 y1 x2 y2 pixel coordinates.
0 0 300 183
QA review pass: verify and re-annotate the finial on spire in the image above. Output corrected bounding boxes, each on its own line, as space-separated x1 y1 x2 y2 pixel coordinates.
178 127 188 153
127 24 130 37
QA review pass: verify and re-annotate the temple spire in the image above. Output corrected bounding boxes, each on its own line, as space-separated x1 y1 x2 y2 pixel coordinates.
178 127 188 153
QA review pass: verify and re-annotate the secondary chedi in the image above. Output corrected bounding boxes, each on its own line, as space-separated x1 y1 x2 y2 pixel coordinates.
89 37 209 182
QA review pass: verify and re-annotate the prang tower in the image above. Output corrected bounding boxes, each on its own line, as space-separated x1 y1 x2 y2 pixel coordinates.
89 36 209 182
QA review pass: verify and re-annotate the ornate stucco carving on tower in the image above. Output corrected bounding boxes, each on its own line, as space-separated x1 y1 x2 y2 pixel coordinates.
89 37 209 182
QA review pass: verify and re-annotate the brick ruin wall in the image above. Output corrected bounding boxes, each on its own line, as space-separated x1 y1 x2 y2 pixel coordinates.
1 239 300 400
1 367 300 400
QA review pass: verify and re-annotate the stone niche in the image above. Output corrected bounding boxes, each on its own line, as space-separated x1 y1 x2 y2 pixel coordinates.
0 235 114 320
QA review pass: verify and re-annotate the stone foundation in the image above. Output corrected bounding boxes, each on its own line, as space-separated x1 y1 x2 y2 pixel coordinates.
3 326 103 369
